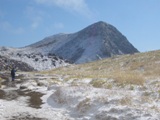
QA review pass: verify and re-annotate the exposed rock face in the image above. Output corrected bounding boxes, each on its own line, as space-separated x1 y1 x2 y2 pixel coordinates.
0 55 34 71
0 47 69 71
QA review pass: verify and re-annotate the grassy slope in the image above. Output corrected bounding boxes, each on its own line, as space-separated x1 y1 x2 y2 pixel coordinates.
43 50 160 87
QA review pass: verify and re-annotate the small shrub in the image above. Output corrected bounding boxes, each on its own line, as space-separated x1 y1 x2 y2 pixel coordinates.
120 96 132 106
104 83 112 89
151 105 160 112
140 96 152 104
90 79 106 88
96 96 108 104
143 91 152 97
76 98 91 113
129 85 134 90
158 90 160 95
0 77 2 87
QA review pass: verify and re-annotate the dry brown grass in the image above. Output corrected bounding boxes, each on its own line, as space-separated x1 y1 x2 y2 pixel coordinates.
42 50 160 87
109 71 145 85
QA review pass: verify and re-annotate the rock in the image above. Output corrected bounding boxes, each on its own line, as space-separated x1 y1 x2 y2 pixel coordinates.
37 80 48 87
19 85 27 89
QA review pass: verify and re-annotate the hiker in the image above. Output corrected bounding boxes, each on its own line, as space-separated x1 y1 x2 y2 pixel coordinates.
11 67 16 81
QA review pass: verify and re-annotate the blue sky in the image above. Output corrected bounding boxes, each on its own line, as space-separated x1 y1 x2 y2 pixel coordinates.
0 0 160 52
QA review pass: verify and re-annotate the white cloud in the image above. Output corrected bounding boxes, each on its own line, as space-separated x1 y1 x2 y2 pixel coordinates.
31 22 39 29
0 10 25 34
35 0 92 18
53 22 64 29
25 6 44 29
13 27 25 34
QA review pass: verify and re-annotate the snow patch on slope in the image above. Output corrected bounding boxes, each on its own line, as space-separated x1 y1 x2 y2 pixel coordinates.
0 72 160 119
0 46 69 71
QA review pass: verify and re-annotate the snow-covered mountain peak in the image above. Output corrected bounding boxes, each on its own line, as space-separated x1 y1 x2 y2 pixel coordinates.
0 21 139 70
43 21 139 63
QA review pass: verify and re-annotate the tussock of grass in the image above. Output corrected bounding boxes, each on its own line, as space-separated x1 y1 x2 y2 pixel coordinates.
90 79 106 88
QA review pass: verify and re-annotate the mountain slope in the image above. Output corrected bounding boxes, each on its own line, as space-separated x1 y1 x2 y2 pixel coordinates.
39 49 160 119
48 49 160 81
26 21 138 63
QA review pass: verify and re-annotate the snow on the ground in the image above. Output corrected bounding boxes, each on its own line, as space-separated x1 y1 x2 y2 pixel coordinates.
0 98 71 120
0 72 160 120
0 77 72 120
